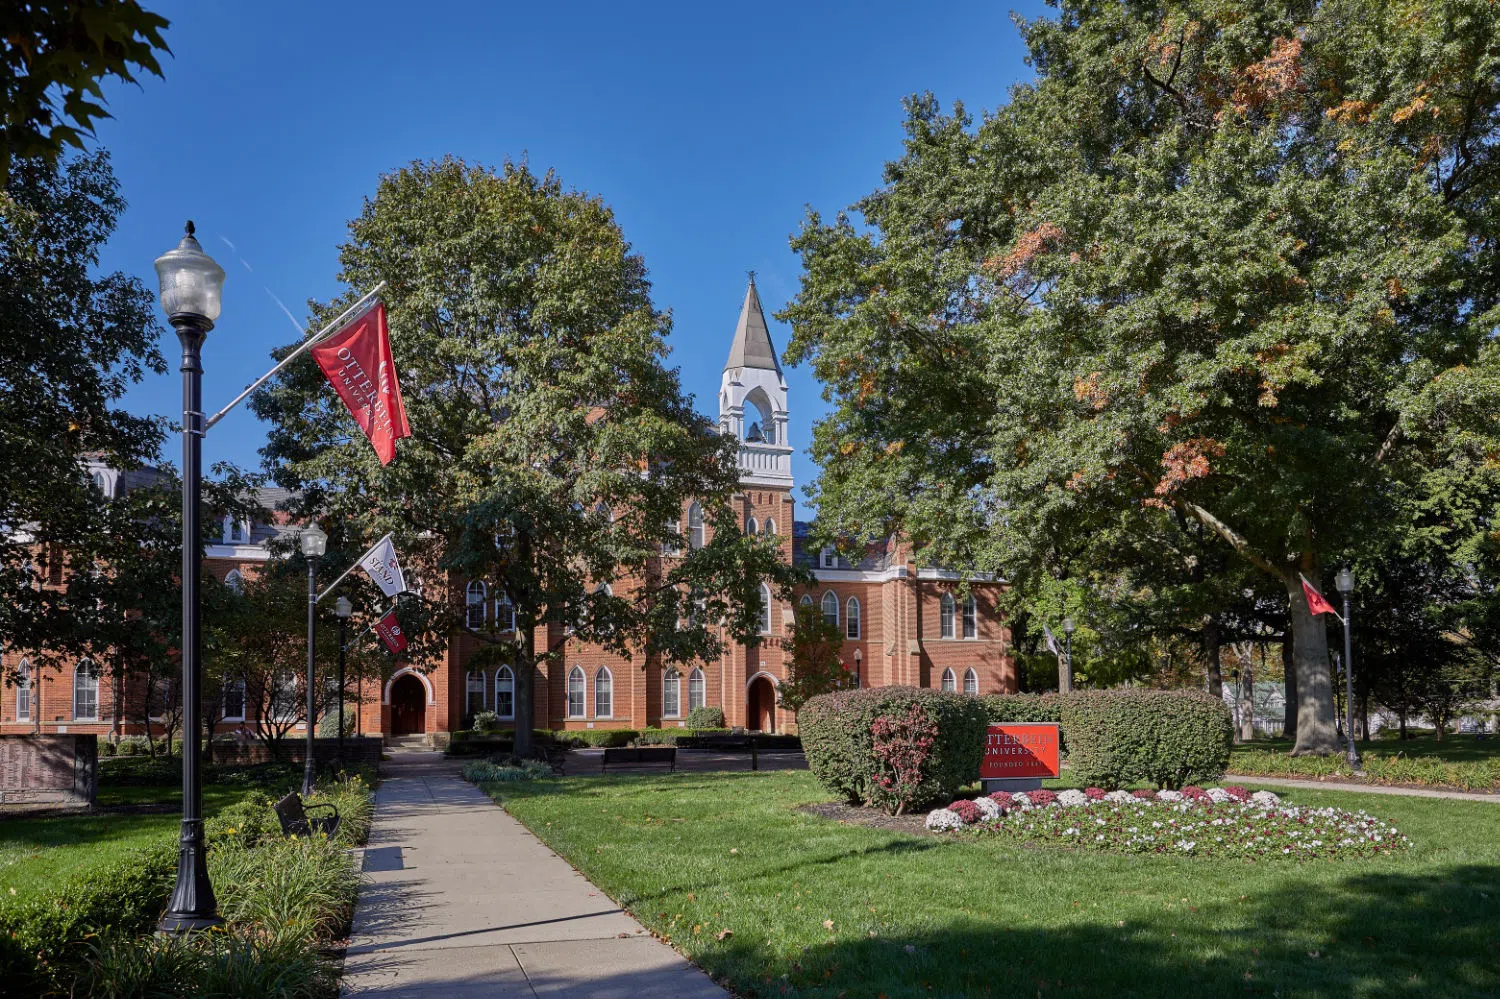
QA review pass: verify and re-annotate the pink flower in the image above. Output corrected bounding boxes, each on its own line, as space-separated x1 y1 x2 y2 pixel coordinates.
1222 786 1251 802
987 791 1014 810
1182 786 1209 802
1131 788 1156 800
948 799 983 824
1028 789 1058 807
1084 787 1107 800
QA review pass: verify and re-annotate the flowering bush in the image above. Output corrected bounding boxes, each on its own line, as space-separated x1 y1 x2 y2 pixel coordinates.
925 808 965 831
1105 790 1135 803
987 791 1014 811
1011 792 1032 807
1182 786 1209 802
931 795 1411 859
972 796 1002 819
869 704 940 815
1206 787 1231 803
1027 789 1059 807
1057 789 1090 807
1157 789 1184 802
1223 786 1251 803
1084 787 1107 800
1131 788 1155 800
948 799 983 824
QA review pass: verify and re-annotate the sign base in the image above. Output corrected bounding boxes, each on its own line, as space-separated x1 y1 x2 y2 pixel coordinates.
982 777 1042 794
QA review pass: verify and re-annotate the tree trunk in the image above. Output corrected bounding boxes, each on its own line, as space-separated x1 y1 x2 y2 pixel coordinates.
1282 632 1297 742
1285 570 1339 755
1203 617 1223 699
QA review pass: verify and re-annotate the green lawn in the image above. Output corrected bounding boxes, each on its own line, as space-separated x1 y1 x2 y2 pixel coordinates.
480 771 1499 998
0 757 300 893
1241 732 1500 763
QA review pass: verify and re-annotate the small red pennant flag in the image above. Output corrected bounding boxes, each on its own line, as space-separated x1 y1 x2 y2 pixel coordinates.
374 608 407 656
1300 575 1339 617
309 302 411 465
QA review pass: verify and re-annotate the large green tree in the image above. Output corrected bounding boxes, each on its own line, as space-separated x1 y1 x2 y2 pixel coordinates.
780 0 1500 754
256 158 802 757
1 150 166 675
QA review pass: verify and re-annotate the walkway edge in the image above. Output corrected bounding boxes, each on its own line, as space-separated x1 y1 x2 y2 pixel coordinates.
1228 774 1499 803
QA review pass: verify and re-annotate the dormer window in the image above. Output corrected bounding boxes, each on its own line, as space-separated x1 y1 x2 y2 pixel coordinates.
820 547 837 570
223 516 250 544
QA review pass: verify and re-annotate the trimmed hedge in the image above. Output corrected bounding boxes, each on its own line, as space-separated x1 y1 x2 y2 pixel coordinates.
632 727 732 745
1061 689 1232 790
687 706 726 729
550 728 639 749
799 686 988 811
981 693 1067 754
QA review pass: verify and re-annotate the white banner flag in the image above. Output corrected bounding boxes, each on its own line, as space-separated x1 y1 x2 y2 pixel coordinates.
1042 624 1061 657
359 534 407 597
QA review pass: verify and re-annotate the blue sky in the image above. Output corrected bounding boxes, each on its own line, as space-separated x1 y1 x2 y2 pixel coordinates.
92 0 1045 503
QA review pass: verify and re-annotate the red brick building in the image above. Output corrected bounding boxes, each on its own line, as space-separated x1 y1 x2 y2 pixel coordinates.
374 279 1016 739
2 280 1015 743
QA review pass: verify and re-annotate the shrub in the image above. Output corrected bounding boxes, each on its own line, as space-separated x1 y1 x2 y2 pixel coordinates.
634 726 733 745
687 705 726 729
99 738 117 757
800 686 988 811
550 728 638 748
211 835 359 945
1060 689 1232 790
461 759 553 783
980 692 1067 754
83 925 335 998
471 710 501 733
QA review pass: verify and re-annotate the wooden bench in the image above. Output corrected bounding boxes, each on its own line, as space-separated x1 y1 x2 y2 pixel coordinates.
600 746 676 772
274 793 341 838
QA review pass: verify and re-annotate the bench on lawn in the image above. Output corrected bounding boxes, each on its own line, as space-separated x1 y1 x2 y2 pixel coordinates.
600 746 676 772
274 792 341 838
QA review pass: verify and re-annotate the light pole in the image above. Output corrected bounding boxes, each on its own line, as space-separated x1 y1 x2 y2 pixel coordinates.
1335 566 1359 769
154 222 225 934
1060 617 1075 693
301 524 327 795
335 596 352 762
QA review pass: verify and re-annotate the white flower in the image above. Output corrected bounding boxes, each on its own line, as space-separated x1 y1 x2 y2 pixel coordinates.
1104 790 1134 803
1251 791 1281 808
1157 790 1184 802
1206 788 1231 803
1011 792 1032 808
1058 789 1090 807
972 797 1002 820
925 808 965 832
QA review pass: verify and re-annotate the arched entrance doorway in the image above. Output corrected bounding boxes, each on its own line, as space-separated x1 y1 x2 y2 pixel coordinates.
747 675 777 733
389 673 427 736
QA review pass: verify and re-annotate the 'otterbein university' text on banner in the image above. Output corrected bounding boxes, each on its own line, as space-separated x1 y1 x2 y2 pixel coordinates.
310 302 411 464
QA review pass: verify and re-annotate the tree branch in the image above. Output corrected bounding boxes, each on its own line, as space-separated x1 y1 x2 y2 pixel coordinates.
1177 500 1285 580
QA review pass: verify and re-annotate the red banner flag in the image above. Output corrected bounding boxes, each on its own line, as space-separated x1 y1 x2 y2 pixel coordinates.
309 302 411 465
374 608 407 656
1300 575 1339 617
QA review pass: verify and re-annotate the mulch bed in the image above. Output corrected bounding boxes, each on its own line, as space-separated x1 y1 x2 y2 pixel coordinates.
797 800 935 836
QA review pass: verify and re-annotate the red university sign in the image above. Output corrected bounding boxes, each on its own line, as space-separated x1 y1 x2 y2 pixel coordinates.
981 723 1061 780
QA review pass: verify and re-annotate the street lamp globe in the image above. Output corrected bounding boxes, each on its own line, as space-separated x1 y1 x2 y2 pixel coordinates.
153 222 225 325
335 596 353 618
1335 567 1355 595
1062 616 1075 634
300 524 328 559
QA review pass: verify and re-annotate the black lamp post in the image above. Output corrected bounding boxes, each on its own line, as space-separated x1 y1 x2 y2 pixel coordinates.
155 222 225 934
1061 617 1075 694
1335 566 1360 769
335 596 352 762
301 524 327 795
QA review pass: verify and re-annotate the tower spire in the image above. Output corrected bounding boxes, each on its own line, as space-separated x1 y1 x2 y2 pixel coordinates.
724 274 781 375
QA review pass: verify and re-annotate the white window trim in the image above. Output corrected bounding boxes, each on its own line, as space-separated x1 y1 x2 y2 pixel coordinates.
821 590 839 628
466 580 488 629
758 583 773 635
746 516 759 536
688 502 705 550
466 670 487 715
662 667 682 719
820 547 837 569
940 593 956 640
963 668 979 695
73 660 99 721
940 667 956 693
495 595 516 633
567 666 586 718
846 596 861 640
764 519 777 537
963 595 979 640
15 659 32 721
222 677 247 722
495 666 515 719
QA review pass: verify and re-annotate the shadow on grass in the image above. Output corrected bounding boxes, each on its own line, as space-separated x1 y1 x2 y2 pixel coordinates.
698 863 1500 998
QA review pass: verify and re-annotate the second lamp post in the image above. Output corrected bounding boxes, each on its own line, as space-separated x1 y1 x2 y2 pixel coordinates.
301 524 327 795
1060 617 1075 694
1336 567 1360 769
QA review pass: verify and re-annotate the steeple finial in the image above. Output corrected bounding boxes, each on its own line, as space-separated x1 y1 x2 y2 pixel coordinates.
724 274 781 374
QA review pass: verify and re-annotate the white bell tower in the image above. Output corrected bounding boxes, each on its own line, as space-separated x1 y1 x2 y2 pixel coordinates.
719 274 793 488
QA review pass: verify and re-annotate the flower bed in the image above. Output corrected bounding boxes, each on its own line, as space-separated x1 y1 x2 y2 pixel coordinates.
1228 747 1500 792
924 786 1410 859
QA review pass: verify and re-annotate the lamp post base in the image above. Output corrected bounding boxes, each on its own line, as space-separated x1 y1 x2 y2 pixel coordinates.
158 820 222 935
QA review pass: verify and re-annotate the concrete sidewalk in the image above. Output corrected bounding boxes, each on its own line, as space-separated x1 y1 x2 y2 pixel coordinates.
340 751 725 998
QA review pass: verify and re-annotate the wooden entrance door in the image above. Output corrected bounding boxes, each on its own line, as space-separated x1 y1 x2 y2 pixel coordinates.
747 676 776 732
390 674 426 735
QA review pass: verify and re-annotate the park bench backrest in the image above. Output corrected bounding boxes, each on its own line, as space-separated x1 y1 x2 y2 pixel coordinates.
275 793 311 835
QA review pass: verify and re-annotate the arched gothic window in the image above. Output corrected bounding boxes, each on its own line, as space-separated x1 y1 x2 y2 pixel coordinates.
15 659 31 721
663 667 681 718
963 595 979 639
688 668 706 712
846 596 861 640
688 502 705 549
74 660 99 720
466 670 486 715
963 668 979 695
567 666 585 718
594 667 613 718
758 583 773 635
466 580 487 629
940 667 956 693
799 594 813 609
495 594 516 632
224 569 244 594
940 593 956 639
821 591 839 628
495 666 515 719
746 516 759 536
764 519 776 537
